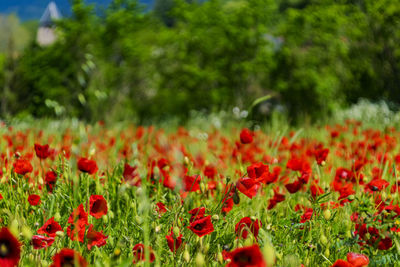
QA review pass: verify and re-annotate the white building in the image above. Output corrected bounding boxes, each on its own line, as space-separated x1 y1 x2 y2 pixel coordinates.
36 2 62 46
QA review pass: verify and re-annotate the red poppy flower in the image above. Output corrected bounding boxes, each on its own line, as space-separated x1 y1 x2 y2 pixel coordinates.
314 148 329 165
346 252 369 267
123 163 141 186
300 208 313 223
32 235 55 249
34 144 51 159
89 195 108 219
28 194 41 206
240 128 253 144
268 188 285 210
310 183 324 198
38 217 63 237
77 158 98 175
338 183 355 203
156 202 167 215
187 216 214 237
366 179 389 192
378 237 392 250
67 204 88 243
236 177 260 199
285 180 303 194
188 207 206 222
0 227 21 267
166 228 183 253
331 259 353 267
50 248 87 267
226 244 266 267
132 243 155 263
13 159 33 175
45 170 58 192
204 165 217 179
0 194 3 200
286 157 311 173
183 175 201 192
86 224 108 250
222 197 234 214
235 217 262 239
247 162 269 181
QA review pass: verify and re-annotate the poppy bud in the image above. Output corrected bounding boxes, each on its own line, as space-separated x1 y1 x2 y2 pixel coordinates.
346 230 352 238
195 253 205 266
173 226 180 237
54 212 61 221
200 183 206 192
184 156 190 167
324 248 330 257
56 231 64 237
244 237 253 246
22 225 32 240
203 243 210 253
114 248 121 256
263 243 276 266
217 252 223 263
320 234 328 246
135 216 142 224
323 209 331 220
10 219 19 236
233 191 240 204
184 249 190 262
155 225 161 233
212 215 219 221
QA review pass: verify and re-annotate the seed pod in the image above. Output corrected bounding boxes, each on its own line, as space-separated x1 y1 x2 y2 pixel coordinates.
212 214 219 221
320 234 328 246
217 252 223 264
233 191 240 204
324 248 330 258
195 253 205 266
173 226 180 237
323 209 331 220
184 250 190 263
263 243 276 266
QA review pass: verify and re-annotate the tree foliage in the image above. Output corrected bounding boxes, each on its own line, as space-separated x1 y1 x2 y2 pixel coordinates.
1 0 400 122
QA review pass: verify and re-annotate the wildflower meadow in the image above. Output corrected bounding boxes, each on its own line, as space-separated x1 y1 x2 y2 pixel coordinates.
0 117 399 267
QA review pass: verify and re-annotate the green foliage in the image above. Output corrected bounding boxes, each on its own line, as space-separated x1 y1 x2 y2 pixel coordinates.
1 0 400 122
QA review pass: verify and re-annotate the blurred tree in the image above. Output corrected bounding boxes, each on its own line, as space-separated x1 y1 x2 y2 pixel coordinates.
152 0 277 120
10 0 96 118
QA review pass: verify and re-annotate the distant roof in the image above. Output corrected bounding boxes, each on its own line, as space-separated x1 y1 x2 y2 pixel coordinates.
39 1 62 27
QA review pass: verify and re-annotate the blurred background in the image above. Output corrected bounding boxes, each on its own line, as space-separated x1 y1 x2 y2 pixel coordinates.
0 0 400 124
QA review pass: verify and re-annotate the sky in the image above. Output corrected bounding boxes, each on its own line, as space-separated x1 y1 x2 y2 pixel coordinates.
0 0 154 21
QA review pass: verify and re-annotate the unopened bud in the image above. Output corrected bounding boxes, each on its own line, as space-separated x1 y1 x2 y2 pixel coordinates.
263 243 276 266
184 250 190 262
54 212 61 221
56 231 64 237
195 253 205 266
21 225 32 240
320 234 328 246
217 252 223 264
323 209 331 220
173 226 180 237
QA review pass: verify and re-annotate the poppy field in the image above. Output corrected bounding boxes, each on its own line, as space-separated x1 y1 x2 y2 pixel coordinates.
0 119 400 266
